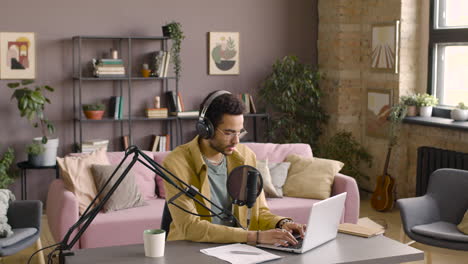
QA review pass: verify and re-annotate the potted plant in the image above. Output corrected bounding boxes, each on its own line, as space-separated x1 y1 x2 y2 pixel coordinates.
0 147 16 189
451 102 468 121
416 93 438 117
258 55 329 149
83 103 105 120
162 21 184 87
8 80 59 166
400 94 418 116
26 142 45 167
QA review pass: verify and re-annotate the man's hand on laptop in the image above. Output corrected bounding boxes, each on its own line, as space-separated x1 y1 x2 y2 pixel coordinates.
258 228 299 246
282 222 306 239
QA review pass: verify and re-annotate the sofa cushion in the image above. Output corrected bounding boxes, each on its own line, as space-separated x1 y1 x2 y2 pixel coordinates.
80 198 166 248
268 161 291 197
57 147 110 214
256 159 279 198
153 151 171 198
107 151 157 200
412 221 468 242
244 143 313 163
91 164 146 212
283 155 343 200
0 228 37 247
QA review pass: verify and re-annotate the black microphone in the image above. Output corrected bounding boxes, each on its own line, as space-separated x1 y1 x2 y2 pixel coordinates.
246 170 259 208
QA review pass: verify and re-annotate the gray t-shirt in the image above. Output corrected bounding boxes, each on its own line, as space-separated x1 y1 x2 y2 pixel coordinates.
204 156 234 226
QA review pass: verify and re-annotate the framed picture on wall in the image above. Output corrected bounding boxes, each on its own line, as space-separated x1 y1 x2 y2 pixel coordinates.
366 88 393 138
371 20 400 73
208 32 239 75
0 32 36 79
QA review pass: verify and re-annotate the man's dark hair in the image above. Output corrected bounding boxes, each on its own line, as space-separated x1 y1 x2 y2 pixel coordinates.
199 90 245 129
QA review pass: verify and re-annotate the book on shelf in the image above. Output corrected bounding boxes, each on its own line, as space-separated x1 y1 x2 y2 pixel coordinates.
150 135 160 152
158 135 166 152
177 92 184 112
249 94 257 114
165 91 178 113
162 51 171 77
95 58 124 65
338 217 385 238
170 110 199 117
146 108 168 118
165 134 170 151
82 139 109 145
118 96 124 119
122 135 129 150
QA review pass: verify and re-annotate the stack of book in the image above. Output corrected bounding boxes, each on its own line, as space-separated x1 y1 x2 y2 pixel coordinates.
166 91 184 115
173 110 199 117
338 217 385 238
146 108 168 118
81 139 109 153
92 58 126 77
109 96 124 119
151 51 171 77
239 93 257 114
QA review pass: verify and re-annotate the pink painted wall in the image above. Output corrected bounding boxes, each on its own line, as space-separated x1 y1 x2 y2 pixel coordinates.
0 0 317 202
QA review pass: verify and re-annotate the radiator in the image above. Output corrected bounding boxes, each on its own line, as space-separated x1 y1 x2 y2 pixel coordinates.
416 146 468 196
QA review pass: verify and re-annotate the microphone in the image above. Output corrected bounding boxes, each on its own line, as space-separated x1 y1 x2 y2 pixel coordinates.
246 170 259 228
226 165 263 229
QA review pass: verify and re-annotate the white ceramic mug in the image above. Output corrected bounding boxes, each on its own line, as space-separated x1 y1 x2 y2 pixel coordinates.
143 229 165 257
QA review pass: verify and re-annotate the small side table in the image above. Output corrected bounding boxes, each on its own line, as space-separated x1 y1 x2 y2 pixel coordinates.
17 161 60 200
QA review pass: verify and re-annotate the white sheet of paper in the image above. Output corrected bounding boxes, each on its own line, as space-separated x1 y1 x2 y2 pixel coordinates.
200 243 282 264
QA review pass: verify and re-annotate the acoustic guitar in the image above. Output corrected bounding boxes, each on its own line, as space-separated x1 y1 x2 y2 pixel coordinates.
370 146 395 212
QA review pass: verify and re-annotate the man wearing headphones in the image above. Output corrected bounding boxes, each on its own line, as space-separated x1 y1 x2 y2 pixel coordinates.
162 90 305 246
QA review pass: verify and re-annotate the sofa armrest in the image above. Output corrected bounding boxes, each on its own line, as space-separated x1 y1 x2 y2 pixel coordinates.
47 179 80 249
8 200 42 229
332 173 360 224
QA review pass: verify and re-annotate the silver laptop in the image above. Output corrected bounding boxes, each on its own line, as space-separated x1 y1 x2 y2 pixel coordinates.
257 192 347 254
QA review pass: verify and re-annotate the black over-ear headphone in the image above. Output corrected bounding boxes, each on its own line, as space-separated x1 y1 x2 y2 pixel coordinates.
196 90 232 139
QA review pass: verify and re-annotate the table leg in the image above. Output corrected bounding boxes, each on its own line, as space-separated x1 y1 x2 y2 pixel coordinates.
56 167 60 179
24 169 27 200
21 169 25 200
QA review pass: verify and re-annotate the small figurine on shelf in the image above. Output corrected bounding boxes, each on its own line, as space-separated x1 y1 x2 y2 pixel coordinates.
154 96 160 109
142 63 151 78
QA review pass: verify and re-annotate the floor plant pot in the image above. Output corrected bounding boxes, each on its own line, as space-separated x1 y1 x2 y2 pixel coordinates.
419 106 433 117
406 106 417 117
451 109 468 121
28 138 59 166
84 110 105 120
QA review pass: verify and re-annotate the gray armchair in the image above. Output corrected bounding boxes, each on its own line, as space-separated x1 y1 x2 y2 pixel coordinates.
0 200 44 264
398 169 468 262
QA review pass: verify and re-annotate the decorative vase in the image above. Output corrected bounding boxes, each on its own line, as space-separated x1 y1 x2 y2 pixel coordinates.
419 106 433 117
451 109 468 121
84 110 105 120
406 106 417 117
28 138 59 166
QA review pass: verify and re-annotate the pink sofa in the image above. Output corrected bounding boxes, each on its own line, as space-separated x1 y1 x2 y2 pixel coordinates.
47 143 359 249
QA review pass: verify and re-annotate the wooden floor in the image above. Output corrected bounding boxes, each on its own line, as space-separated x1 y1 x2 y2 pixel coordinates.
6 198 468 263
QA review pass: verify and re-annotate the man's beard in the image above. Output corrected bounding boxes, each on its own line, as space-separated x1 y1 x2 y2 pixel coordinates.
209 140 234 156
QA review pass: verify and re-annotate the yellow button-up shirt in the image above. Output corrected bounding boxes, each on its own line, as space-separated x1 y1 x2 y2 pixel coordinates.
162 136 285 243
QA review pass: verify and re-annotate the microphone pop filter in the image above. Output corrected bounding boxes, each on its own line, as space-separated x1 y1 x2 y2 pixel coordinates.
227 165 263 206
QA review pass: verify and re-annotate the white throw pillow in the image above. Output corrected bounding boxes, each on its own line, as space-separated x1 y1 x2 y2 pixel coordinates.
256 159 281 198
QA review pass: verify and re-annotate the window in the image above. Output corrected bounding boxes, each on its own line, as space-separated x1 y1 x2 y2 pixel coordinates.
429 0 468 107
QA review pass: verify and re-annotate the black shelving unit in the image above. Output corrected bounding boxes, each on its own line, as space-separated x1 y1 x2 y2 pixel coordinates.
72 35 178 152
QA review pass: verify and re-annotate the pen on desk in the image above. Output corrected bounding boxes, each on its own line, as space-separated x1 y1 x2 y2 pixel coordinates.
230 250 261 255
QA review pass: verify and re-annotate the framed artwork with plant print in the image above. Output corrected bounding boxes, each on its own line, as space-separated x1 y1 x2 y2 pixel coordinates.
371 20 399 74
366 88 393 138
0 32 36 79
208 32 239 75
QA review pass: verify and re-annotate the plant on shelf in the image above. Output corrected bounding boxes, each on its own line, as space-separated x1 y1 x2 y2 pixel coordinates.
162 21 185 82
416 93 438 117
8 80 55 143
451 102 468 121
26 142 46 167
83 102 105 120
400 94 418 116
0 147 16 189
318 130 373 186
258 55 328 149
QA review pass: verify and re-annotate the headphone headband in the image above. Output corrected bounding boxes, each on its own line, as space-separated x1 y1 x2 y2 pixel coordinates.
198 90 231 122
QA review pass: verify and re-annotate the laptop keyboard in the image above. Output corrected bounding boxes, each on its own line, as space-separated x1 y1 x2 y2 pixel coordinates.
280 234 303 249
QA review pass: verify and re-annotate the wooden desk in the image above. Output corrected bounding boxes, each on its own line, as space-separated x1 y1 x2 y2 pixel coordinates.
63 233 424 263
